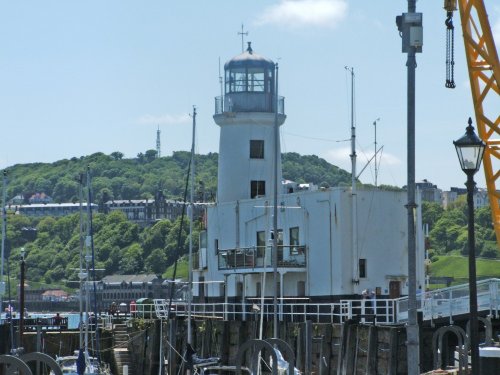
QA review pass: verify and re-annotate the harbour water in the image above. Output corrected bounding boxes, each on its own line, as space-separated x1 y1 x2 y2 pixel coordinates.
1 312 84 329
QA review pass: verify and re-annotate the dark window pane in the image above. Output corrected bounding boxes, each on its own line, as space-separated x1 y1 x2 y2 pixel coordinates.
359 258 367 278
251 181 265 198
250 140 264 159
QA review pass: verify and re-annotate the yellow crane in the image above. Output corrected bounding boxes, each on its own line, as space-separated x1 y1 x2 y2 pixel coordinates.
444 0 500 249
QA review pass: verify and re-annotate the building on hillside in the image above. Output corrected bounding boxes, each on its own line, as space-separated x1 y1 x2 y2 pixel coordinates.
103 197 208 225
23 288 69 303
192 45 425 312
29 192 53 204
441 187 490 209
42 289 69 302
6 203 98 217
9 194 25 205
97 274 187 309
404 179 442 203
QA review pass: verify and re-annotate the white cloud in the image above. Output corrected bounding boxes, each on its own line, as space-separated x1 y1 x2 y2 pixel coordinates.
256 0 348 29
324 146 350 169
377 152 402 167
137 113 191 125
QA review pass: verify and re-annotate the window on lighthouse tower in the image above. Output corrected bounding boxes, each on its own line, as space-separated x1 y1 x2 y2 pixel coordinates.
250 140 264 159
251 180 265 199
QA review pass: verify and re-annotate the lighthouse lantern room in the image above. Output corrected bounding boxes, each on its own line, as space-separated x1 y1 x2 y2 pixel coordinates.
214 43 286 203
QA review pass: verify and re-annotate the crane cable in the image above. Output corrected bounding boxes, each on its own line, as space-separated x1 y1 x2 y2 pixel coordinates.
445 11 456 88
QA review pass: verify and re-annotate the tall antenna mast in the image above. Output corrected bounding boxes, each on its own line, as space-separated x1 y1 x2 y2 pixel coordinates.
0 171 7 315
373 118 380 187
237 24 249 53
345 66 359 287
187 105 196 348
272 63 279 338
156 125 161 158
219 57 223 112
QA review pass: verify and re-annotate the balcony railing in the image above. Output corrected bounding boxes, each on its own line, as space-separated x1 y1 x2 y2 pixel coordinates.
151 299 397 324
215 94 285 115
217 245 306 270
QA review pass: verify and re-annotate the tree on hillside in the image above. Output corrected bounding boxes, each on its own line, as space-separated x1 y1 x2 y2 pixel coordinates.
119 243 144 274
145 248 168 275
145 150 158 163
52 177 79 202
422 201 444 231
110 151 124 160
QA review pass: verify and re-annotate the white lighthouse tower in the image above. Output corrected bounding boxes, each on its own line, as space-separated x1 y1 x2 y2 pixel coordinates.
214 43 286 203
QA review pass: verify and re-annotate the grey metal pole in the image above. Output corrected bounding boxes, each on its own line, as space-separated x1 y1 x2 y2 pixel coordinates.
346 66 359 287
396 1 420 373
77 174 85 350
188 106 196 347
0 171 7 317
273 63 279 339
405 47 420 375
466 172 479 374
19 249 25 348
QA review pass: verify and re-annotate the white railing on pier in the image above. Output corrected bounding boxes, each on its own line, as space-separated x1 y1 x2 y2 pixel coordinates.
131 281 500 325
395 278 500 324
149 299 397 324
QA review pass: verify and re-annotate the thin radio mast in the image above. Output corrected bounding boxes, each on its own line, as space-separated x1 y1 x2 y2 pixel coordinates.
156 125 161 158
0 171 7 316
187 106 196 348
373 118 380 187
237 24 248 53
219 57 223 111
345 66 359 286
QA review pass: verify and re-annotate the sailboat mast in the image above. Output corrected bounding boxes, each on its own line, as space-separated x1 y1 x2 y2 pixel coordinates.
77 174 85 349
86 166 101 364
346 66 359 286
272 63 279 338
0 171 7 315
373 119 378 187
187 106 196 346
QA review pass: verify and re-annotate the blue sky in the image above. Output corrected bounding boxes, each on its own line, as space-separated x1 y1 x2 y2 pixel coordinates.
1 1 499 191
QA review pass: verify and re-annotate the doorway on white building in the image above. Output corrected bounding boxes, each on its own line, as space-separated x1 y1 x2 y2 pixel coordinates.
389 280 401 299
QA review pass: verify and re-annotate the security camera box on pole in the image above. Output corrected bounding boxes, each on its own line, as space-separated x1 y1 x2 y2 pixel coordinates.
396 12 423 53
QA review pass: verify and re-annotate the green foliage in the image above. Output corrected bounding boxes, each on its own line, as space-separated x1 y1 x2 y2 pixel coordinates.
163 256 189 280
425 202 497 258
4 151 355 204
430 255 500 280
421 202 444 231
2 150 498 293
281 153 352 187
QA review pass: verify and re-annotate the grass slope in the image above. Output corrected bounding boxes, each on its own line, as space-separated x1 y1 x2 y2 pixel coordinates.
430 255 500 283
163 256 189 280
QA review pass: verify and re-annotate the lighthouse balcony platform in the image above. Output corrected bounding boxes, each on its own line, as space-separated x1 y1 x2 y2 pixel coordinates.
215 94 285 115
217 245 306 271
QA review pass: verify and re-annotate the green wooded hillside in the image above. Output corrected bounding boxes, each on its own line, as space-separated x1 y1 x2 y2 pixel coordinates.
1 151 497 295
4 151 353 204
0 150 354 293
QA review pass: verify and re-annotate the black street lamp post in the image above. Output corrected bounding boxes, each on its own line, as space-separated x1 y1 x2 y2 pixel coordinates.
19 247 26 349
453 117 485 375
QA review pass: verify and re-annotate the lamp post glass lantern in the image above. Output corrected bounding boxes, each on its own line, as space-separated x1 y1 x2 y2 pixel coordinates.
454 118 485 174
453 117 485 375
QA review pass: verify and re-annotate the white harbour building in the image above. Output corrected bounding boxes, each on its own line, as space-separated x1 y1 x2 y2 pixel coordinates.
193 44 425 309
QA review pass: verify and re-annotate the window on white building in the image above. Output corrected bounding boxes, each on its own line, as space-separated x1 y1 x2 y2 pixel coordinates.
290 227 299 254
359 258 367 278
257 231 266 257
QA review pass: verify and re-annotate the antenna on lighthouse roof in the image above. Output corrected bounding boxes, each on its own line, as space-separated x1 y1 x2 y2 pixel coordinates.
238 24 249 52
